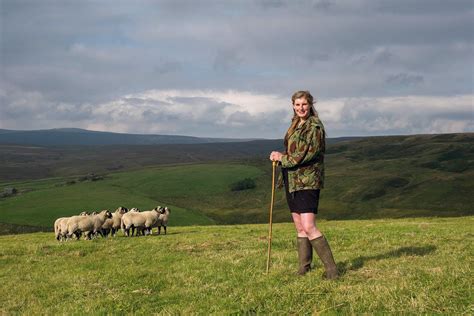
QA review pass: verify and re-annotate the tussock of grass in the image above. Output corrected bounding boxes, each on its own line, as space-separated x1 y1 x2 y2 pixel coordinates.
0 216 472 314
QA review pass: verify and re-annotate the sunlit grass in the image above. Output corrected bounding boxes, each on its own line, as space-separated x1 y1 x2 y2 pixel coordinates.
0 216 472 314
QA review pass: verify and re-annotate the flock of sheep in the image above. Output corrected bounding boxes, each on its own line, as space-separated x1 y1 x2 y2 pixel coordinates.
54 206 170 241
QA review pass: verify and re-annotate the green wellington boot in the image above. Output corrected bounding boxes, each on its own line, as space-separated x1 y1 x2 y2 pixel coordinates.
310 235 339 280
296 237 313 275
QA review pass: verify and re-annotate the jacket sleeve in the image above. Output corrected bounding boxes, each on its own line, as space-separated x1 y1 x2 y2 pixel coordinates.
280 125 323 169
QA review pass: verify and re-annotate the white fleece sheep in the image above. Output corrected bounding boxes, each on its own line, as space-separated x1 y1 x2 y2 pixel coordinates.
157 207 171 235
54 217 69 241
121 206 161 237
67 210 112 240
53 211 90 241
149 206 170 235
101 206 128 237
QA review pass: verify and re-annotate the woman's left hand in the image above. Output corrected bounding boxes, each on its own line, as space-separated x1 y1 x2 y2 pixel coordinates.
269 151 283 162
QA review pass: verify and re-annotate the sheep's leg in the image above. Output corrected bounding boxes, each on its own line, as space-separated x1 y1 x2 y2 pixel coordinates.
73 231 81 240
85 231 93 240
157 226 161 235
163 226 167 235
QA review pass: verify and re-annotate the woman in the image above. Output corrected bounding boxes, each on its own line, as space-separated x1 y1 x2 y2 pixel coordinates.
269 90 338 279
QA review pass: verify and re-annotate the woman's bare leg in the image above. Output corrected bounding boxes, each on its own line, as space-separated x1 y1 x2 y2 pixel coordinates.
300 213 322 240
291 213 307 237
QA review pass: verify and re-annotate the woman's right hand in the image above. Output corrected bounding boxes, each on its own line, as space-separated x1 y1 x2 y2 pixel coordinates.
269 151 283 162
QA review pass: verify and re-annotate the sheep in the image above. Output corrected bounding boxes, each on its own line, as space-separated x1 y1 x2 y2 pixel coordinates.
100 206 128 237
124 207 141 235
67 210 112 240
121 206 162 237
53 211 92 241
54 217 70 241
157 207 171 235
148 206 170 235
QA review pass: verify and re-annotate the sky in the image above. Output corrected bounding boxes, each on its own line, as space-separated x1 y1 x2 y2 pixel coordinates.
1 0 473 139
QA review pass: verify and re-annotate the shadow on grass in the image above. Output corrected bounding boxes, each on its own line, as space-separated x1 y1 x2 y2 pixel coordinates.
338 245 437 275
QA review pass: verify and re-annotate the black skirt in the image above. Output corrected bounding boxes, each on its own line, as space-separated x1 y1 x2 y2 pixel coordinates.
282 168 320 214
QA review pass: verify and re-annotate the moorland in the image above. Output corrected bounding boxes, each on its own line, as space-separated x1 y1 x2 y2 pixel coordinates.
0 131 472 233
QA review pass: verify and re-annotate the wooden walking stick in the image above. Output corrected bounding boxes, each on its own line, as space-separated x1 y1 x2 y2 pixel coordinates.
266 160 277 274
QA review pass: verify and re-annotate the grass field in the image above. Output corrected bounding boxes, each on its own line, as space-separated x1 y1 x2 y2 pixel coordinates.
0 163 264 228
0 216 472 314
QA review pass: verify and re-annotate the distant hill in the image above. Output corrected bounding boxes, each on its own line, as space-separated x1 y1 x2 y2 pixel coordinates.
0 128 258 146
0 128 361 146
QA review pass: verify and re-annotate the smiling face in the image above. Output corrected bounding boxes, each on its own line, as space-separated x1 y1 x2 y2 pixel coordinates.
292 97 311 121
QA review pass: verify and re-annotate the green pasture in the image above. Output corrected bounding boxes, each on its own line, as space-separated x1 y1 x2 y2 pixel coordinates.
0 163 265 228
0 217 472 314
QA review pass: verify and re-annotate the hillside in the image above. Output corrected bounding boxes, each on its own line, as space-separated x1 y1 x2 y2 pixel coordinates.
0 140 282 181
321 132 474 219
0 133 472 232
0 137 356 181
0 217 472 314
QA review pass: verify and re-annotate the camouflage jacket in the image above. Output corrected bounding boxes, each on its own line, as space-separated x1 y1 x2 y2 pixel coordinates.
280 116 325 193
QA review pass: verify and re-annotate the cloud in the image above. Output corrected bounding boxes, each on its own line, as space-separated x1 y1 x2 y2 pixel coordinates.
1 1 473 137
1 83 472 138
320 95 474 136
385 73 424 87
213 49 244 73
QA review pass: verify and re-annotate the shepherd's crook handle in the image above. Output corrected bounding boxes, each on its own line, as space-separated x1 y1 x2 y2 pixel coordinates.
266 161 277 274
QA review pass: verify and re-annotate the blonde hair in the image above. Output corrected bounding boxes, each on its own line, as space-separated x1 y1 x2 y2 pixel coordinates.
284 91 318 147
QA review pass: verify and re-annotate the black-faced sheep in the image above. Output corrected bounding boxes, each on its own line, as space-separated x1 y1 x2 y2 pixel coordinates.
67 210 112 240
100 206 128 237
157 207 171 235
54 211 91 241
54 217 69 241
149 206 170 235
121 206 162 237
